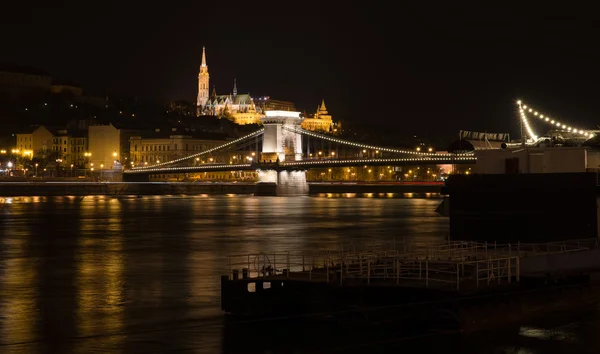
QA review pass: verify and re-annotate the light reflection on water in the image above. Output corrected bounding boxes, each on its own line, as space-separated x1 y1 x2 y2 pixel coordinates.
0 195 598 353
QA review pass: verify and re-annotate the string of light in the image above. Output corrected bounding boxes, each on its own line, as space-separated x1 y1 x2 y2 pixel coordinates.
516 100 594 139
124 156 477 174
284 127 474 157
516 100 538 141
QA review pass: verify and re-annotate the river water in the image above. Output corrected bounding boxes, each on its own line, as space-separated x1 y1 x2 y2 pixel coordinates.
0 195 599 353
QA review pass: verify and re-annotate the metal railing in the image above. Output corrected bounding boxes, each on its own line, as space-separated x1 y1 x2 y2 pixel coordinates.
226 238 598 290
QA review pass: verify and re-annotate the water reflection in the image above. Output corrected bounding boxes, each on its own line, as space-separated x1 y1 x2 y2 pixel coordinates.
1 195 596 353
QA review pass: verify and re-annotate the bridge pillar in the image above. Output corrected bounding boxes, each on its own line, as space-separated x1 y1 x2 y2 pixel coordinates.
260 111 303 162
255 170 308 196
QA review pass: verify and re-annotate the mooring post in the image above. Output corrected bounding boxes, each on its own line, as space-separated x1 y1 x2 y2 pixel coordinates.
516 257 520 282
508 258 512 283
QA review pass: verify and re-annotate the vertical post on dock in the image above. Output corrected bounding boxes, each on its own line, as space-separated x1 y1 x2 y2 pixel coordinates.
487 260 491 286
516 257 520 282
508 258 511 283
367 261 371 284
497 259 500 284
425 259 429 287
287 251 290 279
274 253 277 275
360 258 363 275
476 261 479 289
247 255 251 278
485 241 488 260
456 266 459 290
327 261 330 283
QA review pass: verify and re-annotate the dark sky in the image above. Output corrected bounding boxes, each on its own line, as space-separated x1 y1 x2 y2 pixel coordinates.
2 2 600 145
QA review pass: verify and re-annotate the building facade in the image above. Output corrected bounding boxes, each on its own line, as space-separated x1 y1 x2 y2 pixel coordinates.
15 125 54 157
129 134 228 167
52 130 87 167
88 124 121 169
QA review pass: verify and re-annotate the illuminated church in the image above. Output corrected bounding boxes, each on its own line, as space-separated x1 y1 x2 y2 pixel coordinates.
195 46 340 132
301 99 340 134
196 47 262 125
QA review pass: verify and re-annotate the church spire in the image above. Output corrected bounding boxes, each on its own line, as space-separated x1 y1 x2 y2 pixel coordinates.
233 78 237 98
201 46 207 67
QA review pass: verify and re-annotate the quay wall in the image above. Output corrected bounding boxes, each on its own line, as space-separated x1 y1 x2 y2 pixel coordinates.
309 182 443 195
0 182 256 196
0 181 443 197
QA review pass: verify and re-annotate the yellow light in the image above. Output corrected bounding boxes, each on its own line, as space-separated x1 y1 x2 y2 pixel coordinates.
112 152 117 157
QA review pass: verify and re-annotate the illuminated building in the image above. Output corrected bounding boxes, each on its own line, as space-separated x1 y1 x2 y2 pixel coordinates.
52 130 87 167
254 97 296 112
15 125 53 158
301 100 341 134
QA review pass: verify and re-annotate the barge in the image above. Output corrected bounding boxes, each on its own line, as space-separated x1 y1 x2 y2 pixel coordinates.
221 239 600 333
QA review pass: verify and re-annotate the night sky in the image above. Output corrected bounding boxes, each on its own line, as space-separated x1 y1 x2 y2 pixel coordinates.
2 2 600 145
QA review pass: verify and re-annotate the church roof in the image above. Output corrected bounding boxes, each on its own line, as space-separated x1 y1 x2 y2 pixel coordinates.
209 93 252 105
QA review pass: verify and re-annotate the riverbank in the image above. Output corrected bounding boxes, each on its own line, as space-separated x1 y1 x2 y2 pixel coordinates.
0 181 444 197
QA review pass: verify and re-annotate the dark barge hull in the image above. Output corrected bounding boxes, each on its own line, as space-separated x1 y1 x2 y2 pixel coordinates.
222 273 600 333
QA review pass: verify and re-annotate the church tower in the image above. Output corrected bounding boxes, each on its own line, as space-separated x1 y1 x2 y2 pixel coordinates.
197 46 210 115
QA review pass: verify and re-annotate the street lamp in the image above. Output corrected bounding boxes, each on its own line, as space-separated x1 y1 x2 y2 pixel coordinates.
35 163 38 177
100 164 104 181
70 164 74 177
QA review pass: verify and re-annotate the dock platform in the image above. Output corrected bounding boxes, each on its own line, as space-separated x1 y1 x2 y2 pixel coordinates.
221 238 600 330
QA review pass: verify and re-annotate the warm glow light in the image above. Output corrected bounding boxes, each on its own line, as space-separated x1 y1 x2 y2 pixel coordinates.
264 110 301 118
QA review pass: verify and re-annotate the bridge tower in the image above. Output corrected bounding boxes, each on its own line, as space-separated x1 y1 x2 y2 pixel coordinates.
260 110 304 162
257 111 308 196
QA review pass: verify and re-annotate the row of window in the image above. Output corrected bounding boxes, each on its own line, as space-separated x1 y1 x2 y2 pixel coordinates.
133 143 220 152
